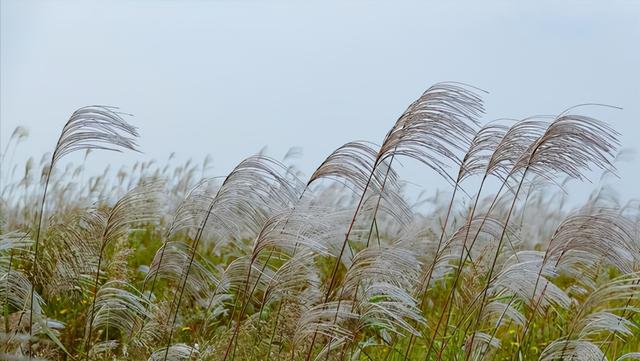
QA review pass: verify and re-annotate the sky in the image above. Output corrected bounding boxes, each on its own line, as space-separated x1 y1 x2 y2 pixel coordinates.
2 0 640 204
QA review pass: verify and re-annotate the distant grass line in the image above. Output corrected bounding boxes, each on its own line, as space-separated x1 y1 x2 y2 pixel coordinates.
1 83 639 361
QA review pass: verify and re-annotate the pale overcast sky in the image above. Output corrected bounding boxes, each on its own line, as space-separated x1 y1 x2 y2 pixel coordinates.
2 0 639 203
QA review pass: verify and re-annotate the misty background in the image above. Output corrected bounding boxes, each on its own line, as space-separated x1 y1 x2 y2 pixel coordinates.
2 0 639 204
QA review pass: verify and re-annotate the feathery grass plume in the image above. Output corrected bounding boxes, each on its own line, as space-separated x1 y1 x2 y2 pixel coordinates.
308 141 384 194
485 118 549 183
145 242 219 308
293 301 358 352
540 340 608 361
304 82 484 361
84 180 162 355
617 353 640 360
1 232 31 343
197 155 304 249
143 179 217 302
464 331 501 360
491 251 571 310
466 207 638 360
409 215 516 359
457 122 512 183
480 300 525 329
514 113 620 182
356 97 487 348
431 123 563 358
306 140 410 279
510 209 637 358
221 206 343 360
36 215 95 299
356 281 424 337
163 155 304 361
149 343 197 361
258 244 324 359
2 85 638 360
2 270 43 329
221 256 268 308
160 179 216 240
445 215 518 268
464 251 571 353
248 209 336 258
259 249 318 313
403 122 511 358
51 107 139 163
128 301 171 354
86 281 151 357
466 110 621 360
378 82 483 181
421 118 549 360
1 232 68 358
1 232 32 269
28 106 140 350
547 275 640 360
321 244 424 356
0 270 66 358
546 210 638 275
307 141 410 225
212 180 317 356
341 246 421 300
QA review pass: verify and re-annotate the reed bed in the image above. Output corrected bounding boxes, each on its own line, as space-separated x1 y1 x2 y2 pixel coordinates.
1 83 639 361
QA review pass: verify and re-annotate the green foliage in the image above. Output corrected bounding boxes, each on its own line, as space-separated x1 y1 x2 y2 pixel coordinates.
1 84 639 361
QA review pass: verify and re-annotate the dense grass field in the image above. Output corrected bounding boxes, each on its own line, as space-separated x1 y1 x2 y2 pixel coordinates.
1 83 639 360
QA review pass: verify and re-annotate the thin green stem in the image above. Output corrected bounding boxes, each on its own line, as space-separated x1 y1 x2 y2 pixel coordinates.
85 244 106 358
403 182 459 361
324 155 396 359
464 168 527 361
303 163 377 361
424 175 489 360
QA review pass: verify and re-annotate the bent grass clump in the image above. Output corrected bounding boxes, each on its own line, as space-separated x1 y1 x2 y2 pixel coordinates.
0 84 639 361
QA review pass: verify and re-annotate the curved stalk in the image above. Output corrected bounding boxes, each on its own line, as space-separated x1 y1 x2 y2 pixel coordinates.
420 175 489 360
511 221 593 360
403 182 459 361
303 164 377 361
464 168 528 361
223 188 308 361
433 180 512 360
162 200 216 361
28 161 54 356
265 300 284 361
324 154 396 359
84 243 107 358
598 279 639 360
222 250 276 361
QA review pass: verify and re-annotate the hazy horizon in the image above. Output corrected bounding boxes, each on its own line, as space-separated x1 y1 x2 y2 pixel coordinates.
2 0 640 203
